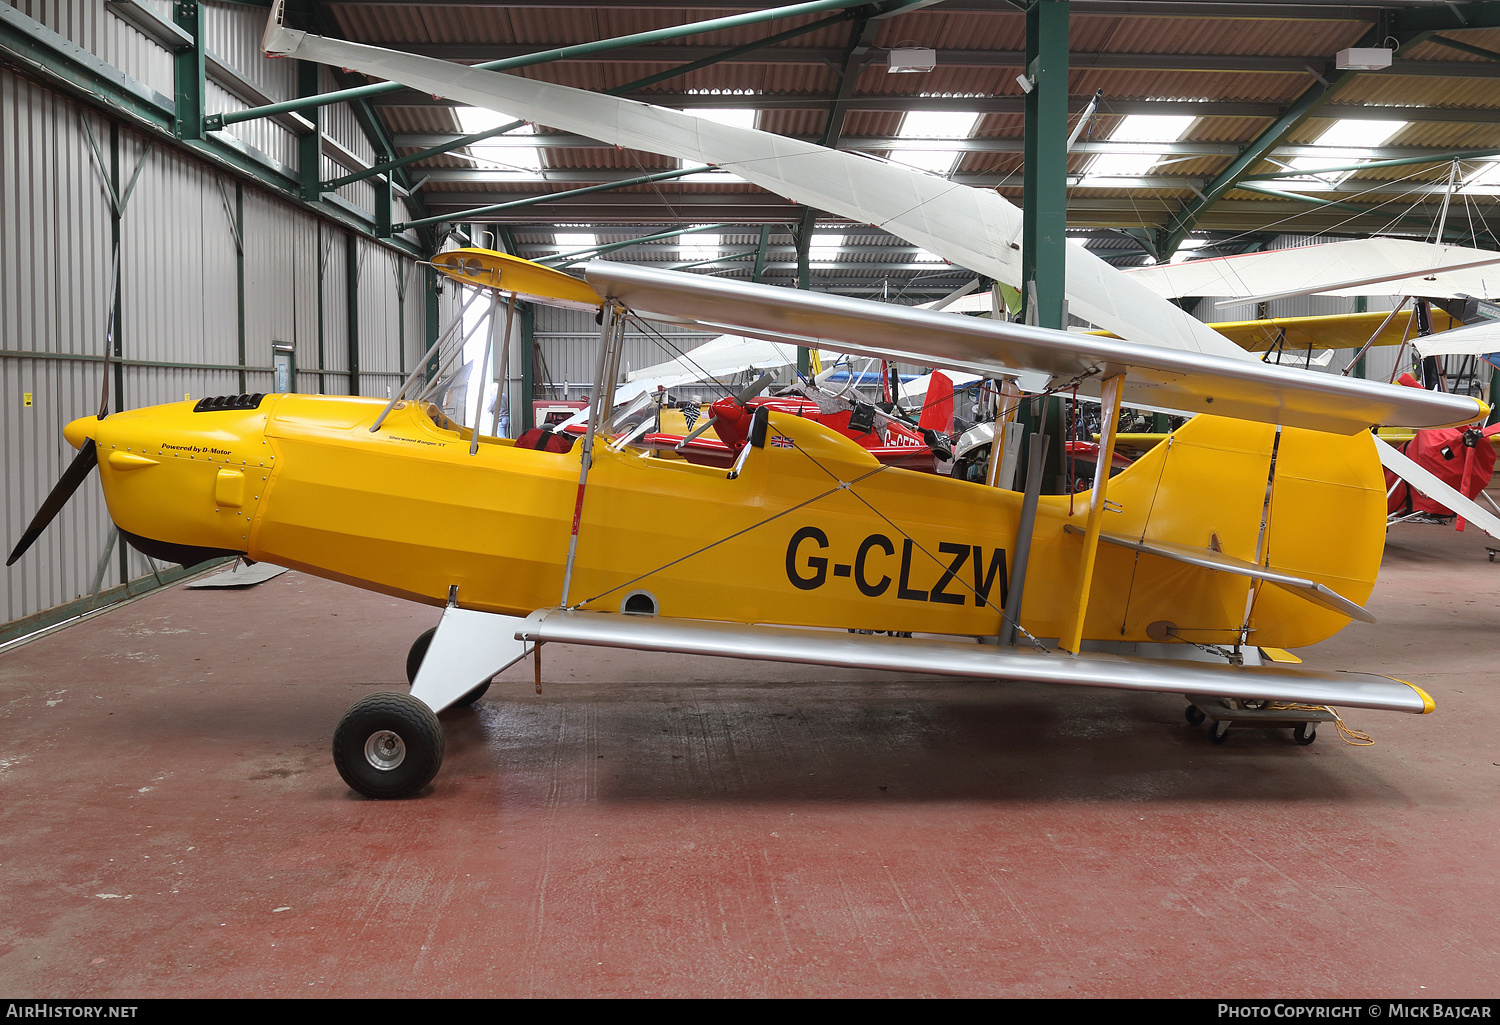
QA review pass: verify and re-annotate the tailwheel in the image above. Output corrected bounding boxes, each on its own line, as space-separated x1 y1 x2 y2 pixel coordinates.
333 692 445 798
1292 721 1317 746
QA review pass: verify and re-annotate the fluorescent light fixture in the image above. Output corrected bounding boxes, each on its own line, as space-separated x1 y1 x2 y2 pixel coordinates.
455 106 541 172
1079 114 1196 185
889 110 981 176
888 47 936 73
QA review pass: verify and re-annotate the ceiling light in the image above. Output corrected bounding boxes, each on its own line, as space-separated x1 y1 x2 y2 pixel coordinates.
1335 47 1392 71
888 47 936 74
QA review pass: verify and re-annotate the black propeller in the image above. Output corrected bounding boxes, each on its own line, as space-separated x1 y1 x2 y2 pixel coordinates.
733 372 775 404
6 439 98 567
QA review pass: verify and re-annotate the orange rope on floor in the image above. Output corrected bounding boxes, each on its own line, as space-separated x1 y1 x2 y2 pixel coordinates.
1270 704 1375 746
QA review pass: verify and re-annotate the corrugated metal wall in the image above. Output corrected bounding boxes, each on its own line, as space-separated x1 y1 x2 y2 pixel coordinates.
1 35 427 628
9 0 175 99
533 306 723 399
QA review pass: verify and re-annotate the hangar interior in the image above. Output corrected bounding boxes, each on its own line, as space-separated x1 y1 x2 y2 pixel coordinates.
3 0 1500 1000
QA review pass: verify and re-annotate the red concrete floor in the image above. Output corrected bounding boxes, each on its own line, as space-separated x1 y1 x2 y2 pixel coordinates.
1 522 1498 999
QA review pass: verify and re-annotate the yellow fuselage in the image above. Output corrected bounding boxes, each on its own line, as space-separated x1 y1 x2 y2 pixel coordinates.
69 394 1387 648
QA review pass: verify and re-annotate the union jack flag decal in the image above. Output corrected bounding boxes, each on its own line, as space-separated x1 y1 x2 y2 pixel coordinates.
770 434 794 449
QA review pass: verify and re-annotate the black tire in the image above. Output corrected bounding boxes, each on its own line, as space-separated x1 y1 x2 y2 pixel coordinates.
405 627 438 685
1293 721 1317 746
1209 719 1231 745
453 679 491 707
333 692 445 798
1184 704 1205 726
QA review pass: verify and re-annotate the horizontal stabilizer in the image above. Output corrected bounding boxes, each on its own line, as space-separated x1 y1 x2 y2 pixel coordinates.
516 611 1432 714
586 263 1486 435
1067 525 1376 623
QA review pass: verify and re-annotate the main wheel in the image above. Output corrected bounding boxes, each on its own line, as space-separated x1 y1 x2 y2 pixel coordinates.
1209 719 1232 744
1292 721 1317 746
333 692 445 798
405 627 438 684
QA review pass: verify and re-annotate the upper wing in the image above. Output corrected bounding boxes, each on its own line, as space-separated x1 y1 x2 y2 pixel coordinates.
261 3 1252 363
1127 237 1500 304
585 261 1486 434
1210 309 1461 353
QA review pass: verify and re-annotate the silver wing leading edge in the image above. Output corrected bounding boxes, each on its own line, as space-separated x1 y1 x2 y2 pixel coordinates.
517 611 1433 715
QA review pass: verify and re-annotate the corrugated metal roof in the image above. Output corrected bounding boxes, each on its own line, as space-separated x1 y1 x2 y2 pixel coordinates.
318 1 1500 291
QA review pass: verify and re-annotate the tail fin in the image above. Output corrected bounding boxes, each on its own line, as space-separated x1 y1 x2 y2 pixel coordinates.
1056 414 1385 649
916 371 954 435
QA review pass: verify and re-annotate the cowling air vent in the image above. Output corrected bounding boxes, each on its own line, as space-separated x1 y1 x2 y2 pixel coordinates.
193 394 266 413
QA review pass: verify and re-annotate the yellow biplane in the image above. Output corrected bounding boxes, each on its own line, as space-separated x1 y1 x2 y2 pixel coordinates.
7 4 1495 798
7 246 1487 797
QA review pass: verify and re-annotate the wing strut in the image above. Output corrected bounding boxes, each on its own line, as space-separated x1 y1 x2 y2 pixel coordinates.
1061 374 1126 654
561 302 625 606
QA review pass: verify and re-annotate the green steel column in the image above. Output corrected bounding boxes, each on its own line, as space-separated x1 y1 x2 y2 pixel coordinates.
297 61 322 202
1022 0 1069 491
1022 0 1068 331
424 265 441 385
753 225 770 283
1354 296 1368 379
520 303 536 432
235 184 246 393
346 232 360 396
794 212 815 376
108 123 124 417
172 1 204 141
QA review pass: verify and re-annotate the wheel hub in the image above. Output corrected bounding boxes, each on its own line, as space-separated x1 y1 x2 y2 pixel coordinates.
364 730 407 771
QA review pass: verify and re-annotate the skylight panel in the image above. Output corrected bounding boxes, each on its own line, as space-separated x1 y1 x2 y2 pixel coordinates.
681 229 722 263
1080 115 1196 185
889 110 981 176
1170 238 1211 264
1464 159 1500 193
689 108 759 131
555 233 597 252
1280 119 1408 185
455 106 541 173
809 234 846 264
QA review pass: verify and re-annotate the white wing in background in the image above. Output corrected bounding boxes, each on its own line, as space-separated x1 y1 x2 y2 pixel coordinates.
1128 237 1500 304
261 4 1253 363
1411 318 1500 358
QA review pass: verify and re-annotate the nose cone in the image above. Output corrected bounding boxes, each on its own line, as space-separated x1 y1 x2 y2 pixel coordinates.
63 415 98 451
